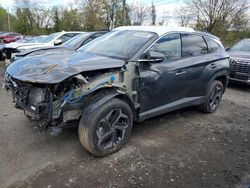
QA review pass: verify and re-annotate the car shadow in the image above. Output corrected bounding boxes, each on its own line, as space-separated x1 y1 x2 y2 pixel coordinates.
132 106 199 135
227 82 250 92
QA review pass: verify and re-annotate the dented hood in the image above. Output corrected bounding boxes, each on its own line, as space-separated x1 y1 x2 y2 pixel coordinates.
6 51 125 84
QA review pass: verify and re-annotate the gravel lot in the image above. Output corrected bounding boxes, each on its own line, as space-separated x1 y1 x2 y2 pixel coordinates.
0 61 250 188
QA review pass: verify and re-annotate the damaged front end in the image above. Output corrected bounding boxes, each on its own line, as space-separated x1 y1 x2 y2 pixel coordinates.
4 69 128 132
3 51 140 135
4 72 83 128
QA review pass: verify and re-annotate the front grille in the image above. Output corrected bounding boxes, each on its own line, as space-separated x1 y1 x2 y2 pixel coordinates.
230 59 250 74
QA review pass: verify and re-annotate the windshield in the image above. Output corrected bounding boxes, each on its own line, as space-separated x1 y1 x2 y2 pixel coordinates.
78 30 156 59
62 33 89 48
230 39 250 52
26 36 49 43
35 33 60 43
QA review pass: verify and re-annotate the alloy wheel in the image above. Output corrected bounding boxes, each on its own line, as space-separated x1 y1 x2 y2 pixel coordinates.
96 109 129 151
209 85 223 111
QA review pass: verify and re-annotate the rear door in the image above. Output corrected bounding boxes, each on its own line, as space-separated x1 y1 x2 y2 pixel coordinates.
179 33 210 97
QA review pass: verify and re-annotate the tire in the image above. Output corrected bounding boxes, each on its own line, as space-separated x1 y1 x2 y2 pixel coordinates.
78 98 133 156
0 51 5 61
199 80 223 113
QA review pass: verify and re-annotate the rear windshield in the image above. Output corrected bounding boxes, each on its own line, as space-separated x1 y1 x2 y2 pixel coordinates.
230 39 250 52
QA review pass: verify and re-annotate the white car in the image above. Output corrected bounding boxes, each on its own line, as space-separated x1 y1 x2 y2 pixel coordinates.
4 31 83 59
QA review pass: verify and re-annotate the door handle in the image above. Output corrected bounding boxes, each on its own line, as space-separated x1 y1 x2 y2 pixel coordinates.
210 63 217 68
175 70 187 76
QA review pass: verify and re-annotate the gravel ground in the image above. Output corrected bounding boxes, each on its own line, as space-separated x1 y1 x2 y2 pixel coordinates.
0 61 250 188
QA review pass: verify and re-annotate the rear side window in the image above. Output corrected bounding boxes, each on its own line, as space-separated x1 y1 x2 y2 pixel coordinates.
181 34 208 57
58 33 79 43
204 36 223 53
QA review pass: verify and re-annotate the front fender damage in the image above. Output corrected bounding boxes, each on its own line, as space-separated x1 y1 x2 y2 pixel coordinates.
4 62 139 133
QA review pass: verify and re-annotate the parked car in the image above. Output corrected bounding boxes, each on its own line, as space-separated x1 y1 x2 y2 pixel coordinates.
227 39 250 85
4 26 230 156
0 37 44 61
10 31 108 63
4 31 83 59
0 32 23 44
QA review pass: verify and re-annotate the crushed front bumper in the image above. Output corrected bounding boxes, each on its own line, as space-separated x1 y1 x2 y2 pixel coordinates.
3 73 84 128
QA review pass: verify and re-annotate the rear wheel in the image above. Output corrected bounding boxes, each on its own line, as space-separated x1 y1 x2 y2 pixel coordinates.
199 80 223 113
78 98 133 156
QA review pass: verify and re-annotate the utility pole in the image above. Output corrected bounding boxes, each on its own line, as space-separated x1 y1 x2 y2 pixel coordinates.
7 7 11 31
151 2 156 26
122 0 126 25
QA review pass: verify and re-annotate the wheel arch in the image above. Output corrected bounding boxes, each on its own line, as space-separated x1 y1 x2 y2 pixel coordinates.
206 71 229 95
215 75 228 93
83 87 136 118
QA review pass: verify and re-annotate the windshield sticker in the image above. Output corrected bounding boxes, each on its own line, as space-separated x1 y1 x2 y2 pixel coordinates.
134 32 153 38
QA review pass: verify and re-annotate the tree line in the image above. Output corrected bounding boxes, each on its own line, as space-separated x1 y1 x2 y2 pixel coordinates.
0 0 249 45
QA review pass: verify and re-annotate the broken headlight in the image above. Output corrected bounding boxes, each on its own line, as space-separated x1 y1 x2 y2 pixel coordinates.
28 87 48 104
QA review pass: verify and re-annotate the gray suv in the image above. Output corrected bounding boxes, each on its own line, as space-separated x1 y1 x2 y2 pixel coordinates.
4 26 230 156
227 39 250 85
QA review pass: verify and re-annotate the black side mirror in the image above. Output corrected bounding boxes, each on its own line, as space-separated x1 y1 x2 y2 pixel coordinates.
54 39 63 46
139 51 165 63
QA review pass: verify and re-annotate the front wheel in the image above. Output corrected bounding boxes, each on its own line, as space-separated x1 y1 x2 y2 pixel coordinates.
78 98 133 156
199 80 224 113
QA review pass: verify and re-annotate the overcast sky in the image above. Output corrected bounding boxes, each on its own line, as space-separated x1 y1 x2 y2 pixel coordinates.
0 0 182 26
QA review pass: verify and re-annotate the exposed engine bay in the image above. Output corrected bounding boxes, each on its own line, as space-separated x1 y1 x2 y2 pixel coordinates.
3 67 134 132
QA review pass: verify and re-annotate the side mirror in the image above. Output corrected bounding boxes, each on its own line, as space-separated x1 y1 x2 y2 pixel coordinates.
54 39 62 46
138 51 165 63
225 47 230 51
149 51 165 61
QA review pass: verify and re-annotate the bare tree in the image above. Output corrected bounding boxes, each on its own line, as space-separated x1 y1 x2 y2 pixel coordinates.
185 0 249 32
158 11 169 26
175 6 194 27
32 5 52 29
75 0 107 30
104 0 120 29
129 2 151 25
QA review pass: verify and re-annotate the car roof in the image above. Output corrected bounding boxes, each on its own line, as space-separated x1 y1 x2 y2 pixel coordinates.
60 31 85 34
194 31 220 40
239 38 250 42
113 26 195 36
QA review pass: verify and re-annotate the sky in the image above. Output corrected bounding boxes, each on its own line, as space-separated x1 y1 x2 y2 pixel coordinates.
0 0 182 26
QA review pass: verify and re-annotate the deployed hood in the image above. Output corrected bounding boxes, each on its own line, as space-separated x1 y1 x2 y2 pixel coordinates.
16 46 67 56
228 51 250 60
6 52 125 84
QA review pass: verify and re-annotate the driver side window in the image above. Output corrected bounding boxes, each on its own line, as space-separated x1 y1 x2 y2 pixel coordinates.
149 33 181 60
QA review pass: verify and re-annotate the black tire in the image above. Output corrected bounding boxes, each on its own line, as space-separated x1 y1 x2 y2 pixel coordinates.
0 51 5 61
78 98 133 156
199 80 224 113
